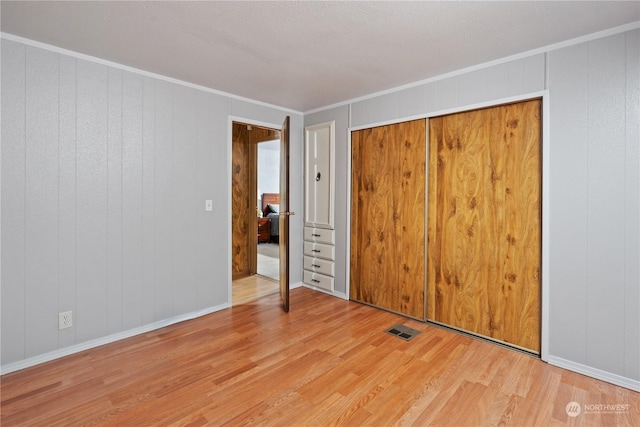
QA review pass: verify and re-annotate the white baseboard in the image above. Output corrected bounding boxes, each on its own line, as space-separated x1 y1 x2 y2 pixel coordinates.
301 283 348 300
547 355 640 392
1 283 329 375
0 302 231 375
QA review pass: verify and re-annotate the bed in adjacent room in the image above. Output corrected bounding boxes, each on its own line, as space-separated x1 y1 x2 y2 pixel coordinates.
262 193 280 243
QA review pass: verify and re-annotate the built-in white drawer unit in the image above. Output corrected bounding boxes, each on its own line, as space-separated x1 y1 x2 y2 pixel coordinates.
303 227 335 245
303 241 335 261
304 120 335 296
303 270 334 292
303 256 335 277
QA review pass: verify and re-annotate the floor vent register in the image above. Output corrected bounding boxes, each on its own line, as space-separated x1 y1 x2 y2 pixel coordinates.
385 324 421 341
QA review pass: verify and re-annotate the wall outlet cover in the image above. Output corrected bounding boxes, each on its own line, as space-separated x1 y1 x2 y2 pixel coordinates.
59 311 72 329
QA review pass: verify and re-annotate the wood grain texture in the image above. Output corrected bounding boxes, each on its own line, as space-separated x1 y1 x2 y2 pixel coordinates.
232 275 278 306
249 126 279 145
350 119 426 319
231 122 253 278
279 115 290 312
427 99 542 352
2 287 637 426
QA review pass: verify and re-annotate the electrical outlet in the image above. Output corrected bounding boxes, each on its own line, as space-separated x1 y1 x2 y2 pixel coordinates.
59 311 72 329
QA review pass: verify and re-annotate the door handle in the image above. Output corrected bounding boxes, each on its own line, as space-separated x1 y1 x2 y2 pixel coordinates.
316 172 321 181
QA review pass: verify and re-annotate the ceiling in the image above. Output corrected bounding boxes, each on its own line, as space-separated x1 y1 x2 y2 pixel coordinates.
1 1 639 112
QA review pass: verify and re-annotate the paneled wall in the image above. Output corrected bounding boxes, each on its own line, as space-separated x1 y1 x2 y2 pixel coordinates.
548 30 639 383
350 54 545 127
231 123 254 278
1 39 303 369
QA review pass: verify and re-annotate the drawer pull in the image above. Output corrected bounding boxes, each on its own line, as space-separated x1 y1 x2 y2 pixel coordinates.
311 264 320 268
312 249 321 253
311 279 321 283
312 233 321 237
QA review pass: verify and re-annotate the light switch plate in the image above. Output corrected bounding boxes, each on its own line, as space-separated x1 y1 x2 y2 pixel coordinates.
205 200 213 211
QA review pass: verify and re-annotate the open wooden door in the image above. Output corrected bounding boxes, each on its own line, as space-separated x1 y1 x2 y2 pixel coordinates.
279 116 291 312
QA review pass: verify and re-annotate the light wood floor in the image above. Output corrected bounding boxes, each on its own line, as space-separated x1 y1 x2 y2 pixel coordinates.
1 287 638 426
232 274 279 305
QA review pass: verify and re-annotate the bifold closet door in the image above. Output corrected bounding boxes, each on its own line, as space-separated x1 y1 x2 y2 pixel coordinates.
427 99 541 353
350 119 426 319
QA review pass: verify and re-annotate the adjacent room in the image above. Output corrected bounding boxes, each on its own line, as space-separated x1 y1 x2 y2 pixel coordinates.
1 1 639 425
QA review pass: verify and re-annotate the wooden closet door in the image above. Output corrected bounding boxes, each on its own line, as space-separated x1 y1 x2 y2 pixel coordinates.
427 99 541 353
350 119 426 319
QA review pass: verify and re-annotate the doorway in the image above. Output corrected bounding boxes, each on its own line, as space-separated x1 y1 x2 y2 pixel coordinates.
231 121 280 305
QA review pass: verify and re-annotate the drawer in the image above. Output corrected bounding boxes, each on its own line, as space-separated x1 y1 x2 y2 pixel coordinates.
303 241 335 261
304 256 335 277
303 270 334 292
304 227 335 245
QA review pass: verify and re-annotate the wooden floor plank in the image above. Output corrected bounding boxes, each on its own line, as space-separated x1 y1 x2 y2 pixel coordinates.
1 287 638 426
232 274 279 306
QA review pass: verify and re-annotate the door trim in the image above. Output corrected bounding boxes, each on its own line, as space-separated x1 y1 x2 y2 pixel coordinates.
345 90 550 361
227 116 283 306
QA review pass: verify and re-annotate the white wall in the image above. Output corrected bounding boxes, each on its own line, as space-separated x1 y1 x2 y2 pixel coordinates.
547 30 639 386
1 38 303 371
350 54 545 127
258 140 280 200
307 28 639 390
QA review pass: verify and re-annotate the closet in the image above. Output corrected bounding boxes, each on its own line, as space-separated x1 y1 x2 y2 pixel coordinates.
349 99 542 353
303 121 336 292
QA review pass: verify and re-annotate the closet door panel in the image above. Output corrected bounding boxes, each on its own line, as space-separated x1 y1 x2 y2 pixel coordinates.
350 119 426 319
427 99 541 353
